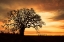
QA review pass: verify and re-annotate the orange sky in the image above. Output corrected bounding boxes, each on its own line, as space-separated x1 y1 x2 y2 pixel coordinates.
0 0 64 35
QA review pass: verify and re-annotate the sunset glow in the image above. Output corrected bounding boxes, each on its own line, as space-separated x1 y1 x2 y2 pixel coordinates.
0 0 64 35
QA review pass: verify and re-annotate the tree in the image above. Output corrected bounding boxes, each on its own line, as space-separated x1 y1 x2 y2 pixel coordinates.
2 8 45 36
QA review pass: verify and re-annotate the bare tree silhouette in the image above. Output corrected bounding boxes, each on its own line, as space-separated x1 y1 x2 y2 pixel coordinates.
2 8 45 36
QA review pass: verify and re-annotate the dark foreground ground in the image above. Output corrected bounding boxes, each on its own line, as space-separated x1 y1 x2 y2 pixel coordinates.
0 33 64 42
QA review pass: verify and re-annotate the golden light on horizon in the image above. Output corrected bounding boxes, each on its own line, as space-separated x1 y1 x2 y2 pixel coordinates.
0 11 64 35
0 0 64 35
25 11 64 35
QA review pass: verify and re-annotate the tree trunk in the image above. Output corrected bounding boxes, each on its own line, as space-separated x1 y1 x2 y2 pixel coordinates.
19 25 25 36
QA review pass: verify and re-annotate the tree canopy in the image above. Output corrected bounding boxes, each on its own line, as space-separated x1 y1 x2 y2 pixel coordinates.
2 8 45 34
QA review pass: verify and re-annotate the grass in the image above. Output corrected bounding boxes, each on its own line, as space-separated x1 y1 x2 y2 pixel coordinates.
0 33 63 42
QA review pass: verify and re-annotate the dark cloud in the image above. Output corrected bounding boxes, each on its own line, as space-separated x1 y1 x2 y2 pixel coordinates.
0 4 11 22
50 10 64 21
37 0 64 11
0 0 64 21
0 0 64 10
0 0 64 11
54 14 64 21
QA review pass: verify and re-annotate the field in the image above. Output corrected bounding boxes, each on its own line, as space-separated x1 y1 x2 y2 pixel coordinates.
0 33 63 42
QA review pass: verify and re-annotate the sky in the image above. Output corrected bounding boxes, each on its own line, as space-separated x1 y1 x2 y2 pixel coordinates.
0 0 64 35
